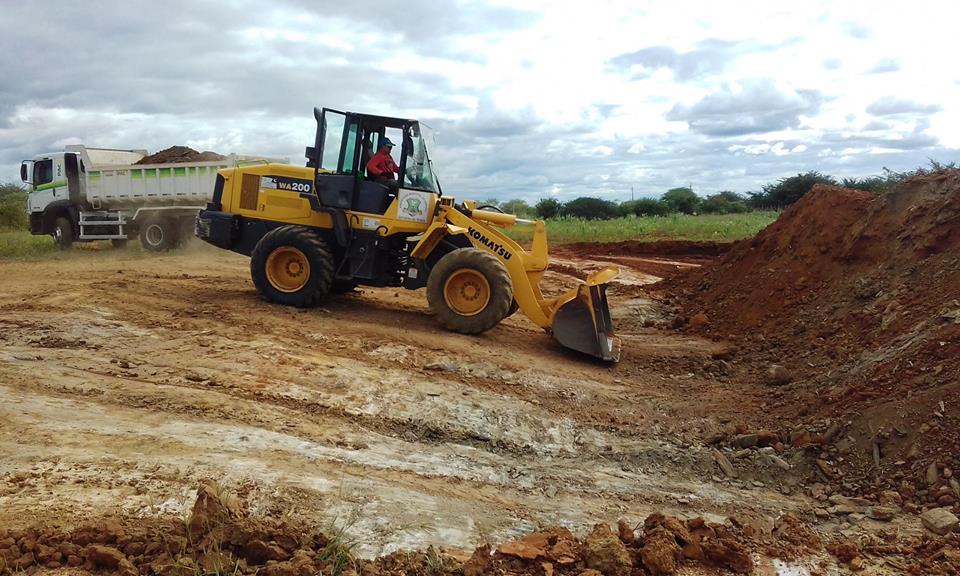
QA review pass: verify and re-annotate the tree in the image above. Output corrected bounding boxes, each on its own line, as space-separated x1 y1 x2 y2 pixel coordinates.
561 197 619 220
700 191 750 214
621 198 668 217
750 171 837 209
661 187 700 214
534 197 562 219
499 199 533 217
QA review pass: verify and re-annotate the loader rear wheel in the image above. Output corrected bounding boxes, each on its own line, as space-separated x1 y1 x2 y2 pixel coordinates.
427 248 513 334
251 225 333 307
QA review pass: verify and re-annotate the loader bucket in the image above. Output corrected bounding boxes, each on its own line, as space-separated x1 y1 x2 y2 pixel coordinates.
551 267 622 362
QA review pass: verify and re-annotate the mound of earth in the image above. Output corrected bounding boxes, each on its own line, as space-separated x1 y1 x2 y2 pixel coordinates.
136 146 226 164
672 172 960 505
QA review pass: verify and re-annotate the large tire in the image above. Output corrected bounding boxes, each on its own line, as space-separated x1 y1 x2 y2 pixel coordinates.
53 216 74 250
427 248 513 334
139 217 179 252
250 225 334 307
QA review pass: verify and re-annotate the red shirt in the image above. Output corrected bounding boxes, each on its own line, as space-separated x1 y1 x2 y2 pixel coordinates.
367 150 399 179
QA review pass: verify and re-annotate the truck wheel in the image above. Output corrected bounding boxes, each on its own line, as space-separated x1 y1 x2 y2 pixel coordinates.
53 217 74 250
330 279 358 294
139 217 179 252
427 248 513 334
250 225 334 307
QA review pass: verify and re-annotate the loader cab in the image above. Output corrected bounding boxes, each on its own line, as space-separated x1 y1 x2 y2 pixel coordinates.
305 107 440 216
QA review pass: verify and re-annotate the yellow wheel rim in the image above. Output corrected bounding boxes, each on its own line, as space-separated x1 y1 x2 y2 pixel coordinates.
444 269 490 316
265 246 310 293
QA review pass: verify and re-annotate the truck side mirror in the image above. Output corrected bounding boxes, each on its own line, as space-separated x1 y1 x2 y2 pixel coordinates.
20 161 32 184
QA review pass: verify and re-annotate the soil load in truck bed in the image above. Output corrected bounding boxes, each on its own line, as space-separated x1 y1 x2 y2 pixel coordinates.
135 145 226 164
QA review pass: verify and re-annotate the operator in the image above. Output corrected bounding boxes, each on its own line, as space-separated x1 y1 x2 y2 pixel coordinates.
366 138 400 187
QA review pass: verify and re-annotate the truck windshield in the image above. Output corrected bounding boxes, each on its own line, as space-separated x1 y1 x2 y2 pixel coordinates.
34 159 53 186
402 123 440 194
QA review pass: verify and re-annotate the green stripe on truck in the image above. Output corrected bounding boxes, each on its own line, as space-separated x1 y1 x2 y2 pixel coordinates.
34 180 67 191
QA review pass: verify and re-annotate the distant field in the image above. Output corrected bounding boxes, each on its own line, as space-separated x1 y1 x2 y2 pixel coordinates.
506 211 779 244
1 211 778 258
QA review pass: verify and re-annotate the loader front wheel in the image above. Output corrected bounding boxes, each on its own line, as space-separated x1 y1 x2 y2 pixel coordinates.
427 248 513 334
251 225 333 307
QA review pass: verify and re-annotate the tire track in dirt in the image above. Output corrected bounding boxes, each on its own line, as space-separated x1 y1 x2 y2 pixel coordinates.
0 250 804 556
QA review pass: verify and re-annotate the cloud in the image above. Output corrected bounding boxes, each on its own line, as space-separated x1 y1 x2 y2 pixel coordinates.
842 21 873 39
822 59 843 71
866 97 942 116
862 121 891 131
666 81 824 136
1 1 958 205
867 59 900 74
609 38 791 81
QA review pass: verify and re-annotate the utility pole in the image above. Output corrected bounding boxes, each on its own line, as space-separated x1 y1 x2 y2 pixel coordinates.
631 185 635 201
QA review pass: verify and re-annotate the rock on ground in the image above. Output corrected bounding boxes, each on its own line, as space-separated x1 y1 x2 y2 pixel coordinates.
582 524 632 576
920 508 959 535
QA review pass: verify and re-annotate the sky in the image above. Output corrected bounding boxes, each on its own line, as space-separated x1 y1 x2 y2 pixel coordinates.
2 0 959 202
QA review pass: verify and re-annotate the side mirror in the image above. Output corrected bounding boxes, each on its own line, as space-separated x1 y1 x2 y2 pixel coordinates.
20 161 32 184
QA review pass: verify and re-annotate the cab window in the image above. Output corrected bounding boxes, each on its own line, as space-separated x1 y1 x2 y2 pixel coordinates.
34 159 53 186
320 111 346 172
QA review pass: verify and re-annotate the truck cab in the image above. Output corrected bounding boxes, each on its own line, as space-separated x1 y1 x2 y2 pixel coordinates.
22 151 86 242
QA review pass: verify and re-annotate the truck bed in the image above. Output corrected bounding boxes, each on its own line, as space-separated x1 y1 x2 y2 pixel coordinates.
85 159 230 207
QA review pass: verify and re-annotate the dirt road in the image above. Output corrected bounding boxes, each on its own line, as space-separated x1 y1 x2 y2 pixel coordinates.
0 245 926 573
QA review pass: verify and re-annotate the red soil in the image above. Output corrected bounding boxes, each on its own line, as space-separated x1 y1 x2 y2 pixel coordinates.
671 172 960 499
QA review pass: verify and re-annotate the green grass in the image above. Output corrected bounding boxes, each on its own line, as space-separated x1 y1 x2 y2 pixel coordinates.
0 229 59 258
0 229 155 259
505 211 779 244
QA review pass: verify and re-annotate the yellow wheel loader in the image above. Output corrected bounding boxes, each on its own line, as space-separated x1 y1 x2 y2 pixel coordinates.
196 107 621 361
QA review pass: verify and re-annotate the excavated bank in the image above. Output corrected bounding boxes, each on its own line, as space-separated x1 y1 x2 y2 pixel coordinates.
673 172 960 503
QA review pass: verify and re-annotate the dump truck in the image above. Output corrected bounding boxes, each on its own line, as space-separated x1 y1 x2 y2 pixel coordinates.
196 108 621 361
20 145 277 250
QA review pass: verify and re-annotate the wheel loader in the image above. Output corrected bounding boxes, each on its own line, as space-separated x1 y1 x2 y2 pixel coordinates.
195 107 621 361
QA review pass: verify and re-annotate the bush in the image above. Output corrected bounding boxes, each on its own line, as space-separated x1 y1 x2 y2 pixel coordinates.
700 191 750 214
477 198 502 211
750 171 837 209
499 199 533 217
621 198 669 216
561 197 619 220
0 183 27 230
534 198 562 219
842 177 890 193
661 187 700 214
